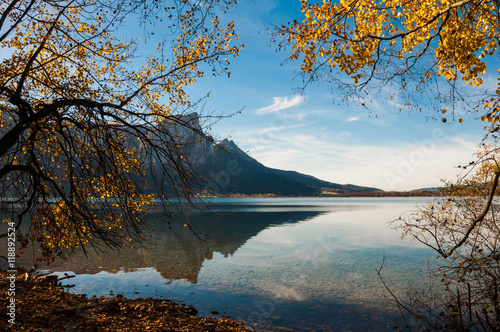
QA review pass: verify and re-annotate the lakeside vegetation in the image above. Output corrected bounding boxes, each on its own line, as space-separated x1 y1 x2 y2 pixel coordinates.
319 190 438 197
216 189 439 198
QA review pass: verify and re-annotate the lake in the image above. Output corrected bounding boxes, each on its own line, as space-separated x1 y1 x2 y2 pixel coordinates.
17 197 437 331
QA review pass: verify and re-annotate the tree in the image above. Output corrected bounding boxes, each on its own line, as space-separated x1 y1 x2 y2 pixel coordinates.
0 0 243 263
274 0 500 256
275 0 499 120
394 145 500 330
276 1 500 330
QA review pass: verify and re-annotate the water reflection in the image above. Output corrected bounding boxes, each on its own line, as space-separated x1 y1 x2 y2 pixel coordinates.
8 198 435 331
20 210 326 283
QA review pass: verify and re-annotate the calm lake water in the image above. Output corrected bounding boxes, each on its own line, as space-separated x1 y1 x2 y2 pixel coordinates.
18 197 437 331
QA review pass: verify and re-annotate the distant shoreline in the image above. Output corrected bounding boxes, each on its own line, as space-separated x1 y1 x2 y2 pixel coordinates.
216 189 439 198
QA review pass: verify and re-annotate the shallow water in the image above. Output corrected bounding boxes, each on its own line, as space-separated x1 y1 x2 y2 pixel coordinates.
15 197 437 331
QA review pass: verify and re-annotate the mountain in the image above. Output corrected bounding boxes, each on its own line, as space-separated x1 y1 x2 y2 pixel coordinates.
172 113 381 196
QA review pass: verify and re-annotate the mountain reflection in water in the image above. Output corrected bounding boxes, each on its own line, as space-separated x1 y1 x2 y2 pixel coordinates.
21 209 326 284
8 198 435 332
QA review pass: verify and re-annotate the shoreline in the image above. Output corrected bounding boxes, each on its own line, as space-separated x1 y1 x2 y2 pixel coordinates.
212 190 438 198
1 268 252 331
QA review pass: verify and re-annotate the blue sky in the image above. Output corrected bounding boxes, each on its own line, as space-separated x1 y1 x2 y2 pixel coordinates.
182 0 492 191
1 0 492 191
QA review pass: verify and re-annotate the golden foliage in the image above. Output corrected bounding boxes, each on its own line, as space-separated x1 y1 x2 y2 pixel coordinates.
278 0 499 119
0 0 242 262
285 0 498 84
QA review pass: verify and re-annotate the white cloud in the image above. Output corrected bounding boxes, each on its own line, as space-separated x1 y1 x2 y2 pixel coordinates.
223 88 486 192
236 128 480 191
256 95 304 114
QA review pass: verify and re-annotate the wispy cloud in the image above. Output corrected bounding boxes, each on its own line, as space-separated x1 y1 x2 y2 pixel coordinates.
346 116 360 122
256 95 304 114
237 128 480 191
